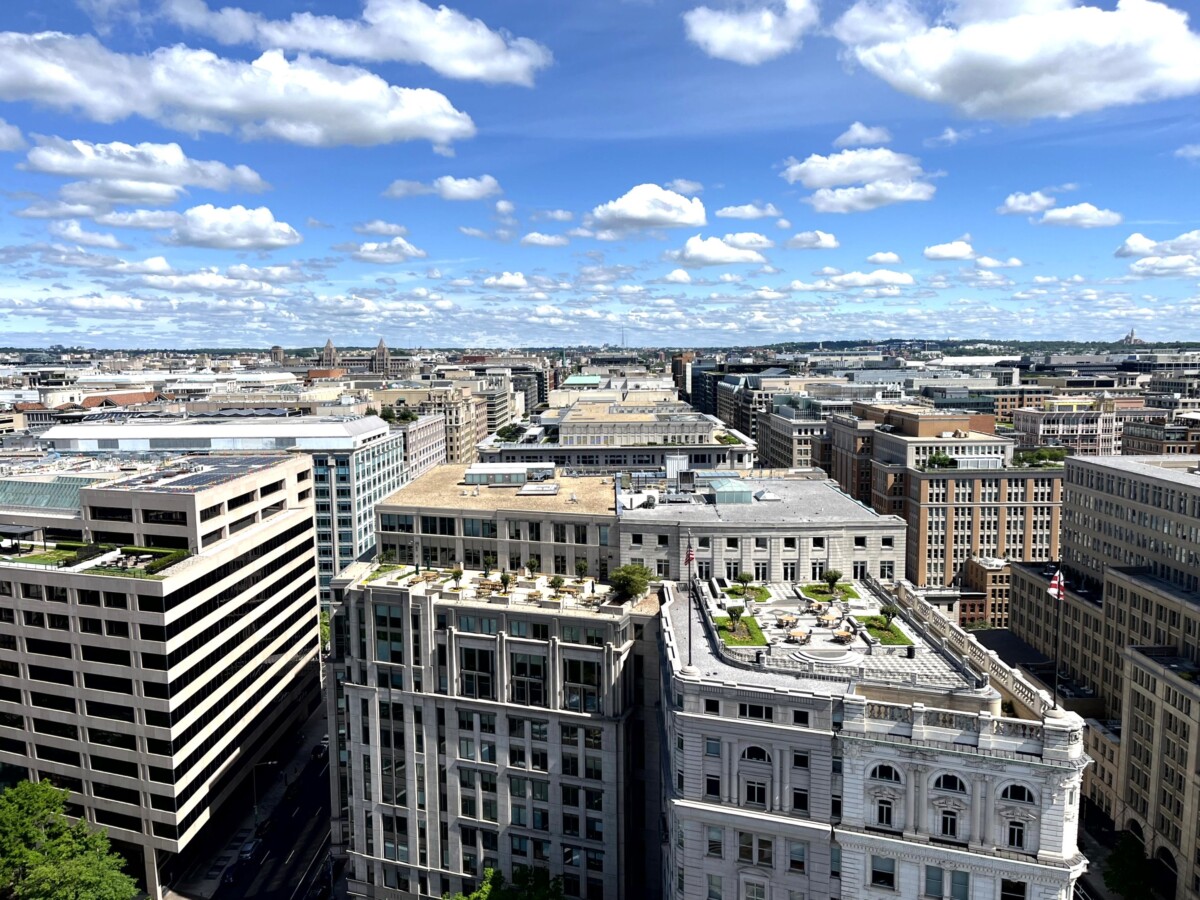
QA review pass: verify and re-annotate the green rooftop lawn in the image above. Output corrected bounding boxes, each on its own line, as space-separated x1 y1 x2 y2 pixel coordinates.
800 583 860 601
860 616 913 646
714 616 768 647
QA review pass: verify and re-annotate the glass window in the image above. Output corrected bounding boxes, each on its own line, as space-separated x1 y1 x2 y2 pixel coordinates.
788 841 806 873
871 856 896 889
951 871 970 900
706 874 722 900
924 866 944 898
1000 881 1027 900
706 826 723 858
1008 820 1026 850
705 737 721 757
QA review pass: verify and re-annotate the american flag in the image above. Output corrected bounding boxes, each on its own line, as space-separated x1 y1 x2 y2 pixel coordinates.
685 542 695 566
1048 569 1064 601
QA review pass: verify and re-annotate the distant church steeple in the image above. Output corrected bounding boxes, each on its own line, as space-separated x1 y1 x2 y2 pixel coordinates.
320 338 339 368
370 338 390 374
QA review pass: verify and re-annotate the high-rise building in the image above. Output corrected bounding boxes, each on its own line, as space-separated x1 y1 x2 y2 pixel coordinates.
1008 456 1200 898
0 454 321 898
1011 399 1158 456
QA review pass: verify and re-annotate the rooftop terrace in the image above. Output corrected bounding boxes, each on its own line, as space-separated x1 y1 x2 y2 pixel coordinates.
381 464 617 515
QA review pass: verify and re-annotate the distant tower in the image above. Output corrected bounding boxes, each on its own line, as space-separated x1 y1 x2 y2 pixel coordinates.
370 338 391 375
270 345 285 365
320 338 339 368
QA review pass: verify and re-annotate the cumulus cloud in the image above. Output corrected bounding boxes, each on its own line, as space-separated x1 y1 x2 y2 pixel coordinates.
385 174 501 200
169 204 303 249
723 232 774 250
1128 255 1200 277
483 271 528 289
867 250 900 264
715 202 781 219
997 190 1057 215
352 235 427 263
1115 229 1200 257
0 117 25 151
95 209 184 229
664 268 692 283
924 126 977 146
924 239 975 260
976 255 1023 268
787 230 839 249
23 137 266 192
591 184 707 231
1175 144 1200 161
782 147 936 213
354 219 408 236
833 0 1200 120
665 178 704 196
47 219 126 249
670 234 767 267
521 232 569 247
683 0 819 64
0 33 474 149
1041 202 1122 228
833 121 892 147
828 268 914 288
535 209 574 222
162 0 552 86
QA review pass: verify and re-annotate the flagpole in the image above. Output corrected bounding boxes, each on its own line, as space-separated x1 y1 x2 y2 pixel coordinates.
1051 564 1062 710
687 528 695 669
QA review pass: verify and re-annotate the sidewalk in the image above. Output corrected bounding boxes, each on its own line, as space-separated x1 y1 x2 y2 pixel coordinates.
166 702 329 900
1076 828 1120 900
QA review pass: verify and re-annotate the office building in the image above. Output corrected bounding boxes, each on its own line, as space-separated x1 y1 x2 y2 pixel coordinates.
378 383 487 465
1122 415 1200 456
1011 400 1158 456
960 556 1013 627
42 415 446 606
757 408 830 472
0 454 321 898
1008 456 1200 898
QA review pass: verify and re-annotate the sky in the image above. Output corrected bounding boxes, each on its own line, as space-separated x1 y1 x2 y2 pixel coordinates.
1 0 1199 350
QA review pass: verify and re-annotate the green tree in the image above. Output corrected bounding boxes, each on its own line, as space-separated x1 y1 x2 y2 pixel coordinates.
549 575 565 595
499 572 512 594
574 559 589 582
1104 832 1150 900
379 406 397 424
443 866 565 900
736 571 754 589
0 780 138 900
365 406 379 416
450 567 464 589
319 610 330 649
726 605 745 638
608 564 652 602
482 553 497 576
822 568 843 596
526 557 540 577
880 603 902 627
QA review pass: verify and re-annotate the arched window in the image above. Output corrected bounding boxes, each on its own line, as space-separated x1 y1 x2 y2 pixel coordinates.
1001 784 1036 804
934 774 966 793
741 746 771 763
870 764 902 783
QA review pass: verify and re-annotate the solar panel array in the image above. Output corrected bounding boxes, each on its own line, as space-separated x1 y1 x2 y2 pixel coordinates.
110 455 291 494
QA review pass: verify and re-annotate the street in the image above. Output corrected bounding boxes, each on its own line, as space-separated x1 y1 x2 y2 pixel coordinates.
214 755 332 900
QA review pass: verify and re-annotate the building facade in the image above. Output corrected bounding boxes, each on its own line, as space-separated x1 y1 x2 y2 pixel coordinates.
0 455 321 898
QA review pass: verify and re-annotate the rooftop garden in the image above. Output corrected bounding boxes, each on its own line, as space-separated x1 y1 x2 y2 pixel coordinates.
714 612 767 647
1013 448 1068 467
88 546 189 579
725 583 771 604
365 563 409 583
800 582 861 602
860 614 913 646
715 433 743 445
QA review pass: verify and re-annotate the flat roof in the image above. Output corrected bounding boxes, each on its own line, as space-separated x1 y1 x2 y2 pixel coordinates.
98 454 298 494
1069 455 1200 488
43 416 387 441
621 479 900 527
382 464 616 516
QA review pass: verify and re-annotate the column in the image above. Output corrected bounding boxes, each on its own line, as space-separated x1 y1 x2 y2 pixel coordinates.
970 776 985 846
725 740 736 804
905 771 916 833
980 776 994 845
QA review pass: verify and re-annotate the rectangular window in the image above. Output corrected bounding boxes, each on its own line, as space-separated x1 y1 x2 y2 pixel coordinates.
737 832 753 863
707 826 723 858
877 799 893 828
951 871 970 900
1000 881 1027 900
706 874 722 900
871 856 896 889
745 884 765 900
705 737 721 757
705 776 721 799
788 841 806 873
1008 820 1025 849
925 866 944 898
793 710 809 727
941 810 958 838
744 781 766 807
792 750 809 768
738 703 772 721
792 789 808 815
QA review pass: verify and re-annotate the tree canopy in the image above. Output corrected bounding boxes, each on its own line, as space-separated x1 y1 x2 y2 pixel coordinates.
609 564 653 601
444 867 565 900
0 780 138 900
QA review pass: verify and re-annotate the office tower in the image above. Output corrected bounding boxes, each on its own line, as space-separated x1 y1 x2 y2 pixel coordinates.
0 454 321 898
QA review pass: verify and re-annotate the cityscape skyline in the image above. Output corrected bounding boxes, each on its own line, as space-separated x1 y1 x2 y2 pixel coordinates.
1 0 1199 348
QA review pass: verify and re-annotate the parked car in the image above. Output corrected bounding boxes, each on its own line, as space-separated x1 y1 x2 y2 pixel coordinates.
239 839 263 863
311 743 328 761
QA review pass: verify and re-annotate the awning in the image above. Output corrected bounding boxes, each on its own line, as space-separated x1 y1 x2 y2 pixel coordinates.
0 524 38 538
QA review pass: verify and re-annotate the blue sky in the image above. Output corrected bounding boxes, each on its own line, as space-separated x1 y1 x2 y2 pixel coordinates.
1 0 1199 349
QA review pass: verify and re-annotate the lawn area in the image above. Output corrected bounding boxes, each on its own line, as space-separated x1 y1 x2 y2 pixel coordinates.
860 615 913 646
88 566 165 580
13 549 76 566
713 616 768 647
800 583 861 601
366 564 408 583
725 584 771 604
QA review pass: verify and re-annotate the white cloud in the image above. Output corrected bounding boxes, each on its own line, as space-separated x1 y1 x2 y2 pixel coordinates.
665 178 704 196
671 234 767 267
664 268 692 283
591 184 707 230
683 0 820 64
385 174 501 200
1128 255 1200 277
924 126 974 146
169 204 303 249
1175 144 1200 161
495 199 515 216
833 121 892 147
829 268 914 287
60 179 184 207
95 209 183 229
536 209 574 222
781 147 923 188
787 230 839 249
136 270 287 295
521 232 569 247
924 239 975 260
834 0 1200 120
47 219 126 249
867 250 900 264
354 219 408 236
458 226 490 239
997 190 1057 215
782 147 936 213
483 271 528 289
976 255 1023 268
352 235 427 263
715 202 781 219
1041 202 1123 228
808 179 936 213
723 231 775 250
0 117 25 151
0 34 474 149
162 0 551 86
23 137 266 191
1115 229 1200 257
